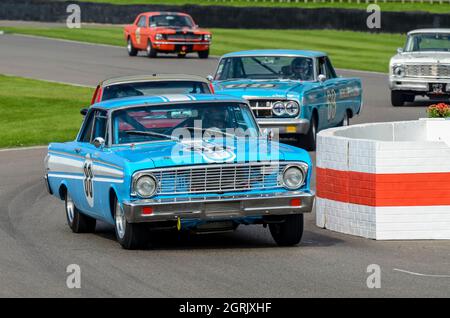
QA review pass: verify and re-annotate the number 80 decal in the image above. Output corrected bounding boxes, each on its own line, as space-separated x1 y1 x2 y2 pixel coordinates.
83 155 94 207
326 89 337 121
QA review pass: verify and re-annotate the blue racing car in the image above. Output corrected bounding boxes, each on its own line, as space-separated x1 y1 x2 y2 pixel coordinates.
212 50 363 150
45 94 315 249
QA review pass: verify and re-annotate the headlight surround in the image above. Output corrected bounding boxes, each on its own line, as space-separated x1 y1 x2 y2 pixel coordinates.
393 64 405 77
281 165 306 190
203 34 212 41
285 101 300 116
272 101 286 116
155 34 164 41
133 174 157 198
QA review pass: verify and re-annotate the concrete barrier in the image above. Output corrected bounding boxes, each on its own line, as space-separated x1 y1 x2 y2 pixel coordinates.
316 119 450 240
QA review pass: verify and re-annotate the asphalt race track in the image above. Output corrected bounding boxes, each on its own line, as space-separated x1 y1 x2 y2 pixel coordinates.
0 34 449 297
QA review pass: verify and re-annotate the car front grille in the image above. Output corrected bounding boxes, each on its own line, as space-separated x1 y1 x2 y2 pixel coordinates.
405 64 450 78
153 162 287 195
248 100 276 118
166 33 203 41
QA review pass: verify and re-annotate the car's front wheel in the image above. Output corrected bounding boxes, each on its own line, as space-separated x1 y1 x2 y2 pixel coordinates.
391 90 405 106
113 198 149 249
269 214 304 246
65 192 96 233
127 38 138 57
304 114 318 151
146 40 157 58
198 49 209 59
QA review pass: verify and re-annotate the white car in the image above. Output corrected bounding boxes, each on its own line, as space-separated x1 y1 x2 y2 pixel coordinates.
389 29 450 106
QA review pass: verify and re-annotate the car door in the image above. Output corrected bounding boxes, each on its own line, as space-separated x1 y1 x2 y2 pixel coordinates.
74 108 108 216
133 15 147 49
317 56 342 129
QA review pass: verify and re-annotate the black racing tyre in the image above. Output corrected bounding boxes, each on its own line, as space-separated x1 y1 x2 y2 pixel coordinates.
391 90 405 106
177 52 187 58
405 94 415 103
65 192 96 233
269 214 304 247
113 197 149 249
304 113 318 151
339 110 351 127
198 49 209 59
146 40 157 58
127 38 138 57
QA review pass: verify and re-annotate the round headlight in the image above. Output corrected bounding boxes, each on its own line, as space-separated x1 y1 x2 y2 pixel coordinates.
204 34 212 41
134 175 157 198
155 34 163 40
282 166 305 190
272 101 286 116
285 101 300 116
393 65 405 77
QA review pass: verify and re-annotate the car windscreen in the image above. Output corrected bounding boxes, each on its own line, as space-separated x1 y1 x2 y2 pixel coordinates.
102 81 211 101
405 33 450 52
149 15 194 28
215 56 315 81
112 103 259 145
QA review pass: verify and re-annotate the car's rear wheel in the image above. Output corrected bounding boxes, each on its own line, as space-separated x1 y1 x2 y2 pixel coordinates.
127 38 138 57
340 110 351 127
65 192 96 233
198 49 209 59
269 214 304 246
146 40 157 58
391 90 405 106
177 52 187 58
304 113 318 151
113 197 149 249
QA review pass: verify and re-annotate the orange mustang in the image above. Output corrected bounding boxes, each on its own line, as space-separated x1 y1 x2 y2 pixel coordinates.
124 12 212 59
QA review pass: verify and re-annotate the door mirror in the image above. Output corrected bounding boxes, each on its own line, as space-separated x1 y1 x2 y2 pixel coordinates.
93 137 105 149
80 108 88 116
318 74 327 83
206 75 214 82
397 47 404 54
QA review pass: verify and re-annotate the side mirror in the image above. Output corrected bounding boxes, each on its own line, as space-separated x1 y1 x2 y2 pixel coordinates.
80 108 88 116
93 137 105 149
318 74 327 83
397 47 404 54
206 75 214 82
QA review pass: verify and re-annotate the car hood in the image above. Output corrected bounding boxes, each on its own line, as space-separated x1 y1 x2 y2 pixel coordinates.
214 79 305 99
391 52 450 64
112 139 310 171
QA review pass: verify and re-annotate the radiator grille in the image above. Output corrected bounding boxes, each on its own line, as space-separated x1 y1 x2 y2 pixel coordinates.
405 64 450 78
153 162 287 195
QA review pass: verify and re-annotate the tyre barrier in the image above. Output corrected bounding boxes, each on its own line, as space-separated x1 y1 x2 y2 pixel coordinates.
316 119 450 240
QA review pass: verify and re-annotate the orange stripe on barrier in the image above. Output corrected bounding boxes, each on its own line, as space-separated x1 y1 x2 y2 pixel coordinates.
316 167 450 207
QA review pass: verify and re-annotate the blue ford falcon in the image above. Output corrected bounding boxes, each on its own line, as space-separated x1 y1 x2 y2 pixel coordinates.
212 50 363 150
44 94 314 249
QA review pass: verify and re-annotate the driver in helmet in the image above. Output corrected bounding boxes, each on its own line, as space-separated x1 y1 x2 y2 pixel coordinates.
291 58 313 81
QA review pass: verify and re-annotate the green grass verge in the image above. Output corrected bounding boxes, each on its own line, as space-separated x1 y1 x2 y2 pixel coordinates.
76 0 450 14
0 75 92 148
1 26 405 72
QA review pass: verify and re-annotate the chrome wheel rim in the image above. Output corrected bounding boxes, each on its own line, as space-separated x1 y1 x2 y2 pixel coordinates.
66 193 75 224
343 113 349 126
127 40 132 53
147 43 151 54
115 201 126 239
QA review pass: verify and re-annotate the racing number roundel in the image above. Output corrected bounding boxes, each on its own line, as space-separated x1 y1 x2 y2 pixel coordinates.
83 155 94 207
326 89 337 121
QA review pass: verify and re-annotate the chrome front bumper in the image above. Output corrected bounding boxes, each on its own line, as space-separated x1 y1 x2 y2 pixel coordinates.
389 76 450 92
122 191 315 223
257 118 310 135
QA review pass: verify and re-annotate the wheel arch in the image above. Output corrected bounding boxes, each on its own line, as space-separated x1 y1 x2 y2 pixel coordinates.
58 182 68 200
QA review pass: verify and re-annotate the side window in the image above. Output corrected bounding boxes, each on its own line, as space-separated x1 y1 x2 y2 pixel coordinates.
324 57 337 79
92 110 108 142
79 110 95 143
137 16 146 27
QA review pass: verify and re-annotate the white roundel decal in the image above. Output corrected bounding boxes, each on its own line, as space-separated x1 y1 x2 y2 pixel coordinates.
202 145 236 163
83 155 94 207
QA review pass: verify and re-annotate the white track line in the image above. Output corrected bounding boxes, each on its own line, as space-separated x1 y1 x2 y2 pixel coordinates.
0 145 48 152
394 268 450 278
